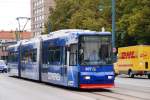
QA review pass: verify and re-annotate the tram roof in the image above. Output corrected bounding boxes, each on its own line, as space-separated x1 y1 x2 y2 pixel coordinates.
41 29 111 41
8 29 111 47
7 41 21 51
21 38 39 45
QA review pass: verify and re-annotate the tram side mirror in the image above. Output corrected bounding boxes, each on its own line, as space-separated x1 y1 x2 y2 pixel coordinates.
79 49 84 55
66 46 70 51
79 49 84 61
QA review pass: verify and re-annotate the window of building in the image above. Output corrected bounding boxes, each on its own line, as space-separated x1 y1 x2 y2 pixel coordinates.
2 46 6 51
41 7 44 13
42 22 44 27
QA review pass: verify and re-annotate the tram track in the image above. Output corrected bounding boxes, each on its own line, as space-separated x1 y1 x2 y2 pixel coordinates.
71 88 150 100
110 88 150 100
72 91 122 100
71 90 146 100
90 92 123 100
1 74 150 100
92 91 149 100
114 86 150 94
115 79 150 93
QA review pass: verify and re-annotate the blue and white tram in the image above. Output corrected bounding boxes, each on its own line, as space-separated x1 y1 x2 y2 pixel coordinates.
7 29 115 89
20 38 41 80
7 42 20 76
41 30 114 88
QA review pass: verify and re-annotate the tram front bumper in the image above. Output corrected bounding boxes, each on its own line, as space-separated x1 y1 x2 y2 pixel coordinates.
80 83 114 89
79 72 115 89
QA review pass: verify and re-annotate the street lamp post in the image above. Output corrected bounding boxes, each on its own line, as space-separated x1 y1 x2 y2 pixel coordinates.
48 21 51 34
16 17 31 40
99 0 116 61
112 0 116 62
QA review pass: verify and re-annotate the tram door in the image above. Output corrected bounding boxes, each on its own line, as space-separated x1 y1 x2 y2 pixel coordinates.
67 44 78 87
60 47 68 83
62 45 77 84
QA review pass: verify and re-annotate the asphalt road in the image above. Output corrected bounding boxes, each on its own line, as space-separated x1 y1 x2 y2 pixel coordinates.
0 73 150 100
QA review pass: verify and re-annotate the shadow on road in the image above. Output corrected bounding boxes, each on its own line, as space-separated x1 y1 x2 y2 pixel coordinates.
117 75 148 80
9 76 112 93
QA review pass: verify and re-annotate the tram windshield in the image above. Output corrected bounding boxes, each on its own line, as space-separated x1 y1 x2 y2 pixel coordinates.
79 35 112 66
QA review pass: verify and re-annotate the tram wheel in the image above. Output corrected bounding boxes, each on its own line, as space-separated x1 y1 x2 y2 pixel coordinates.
148 74 150 79
129 71 134 78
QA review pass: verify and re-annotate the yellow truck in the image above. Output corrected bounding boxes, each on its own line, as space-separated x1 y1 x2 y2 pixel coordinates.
115 45 150 78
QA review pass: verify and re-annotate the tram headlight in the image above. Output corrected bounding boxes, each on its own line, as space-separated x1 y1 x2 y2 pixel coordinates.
108 76 113 79
84 76 91 80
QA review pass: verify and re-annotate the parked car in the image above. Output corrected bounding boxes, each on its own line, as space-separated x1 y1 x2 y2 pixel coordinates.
0 60 7 73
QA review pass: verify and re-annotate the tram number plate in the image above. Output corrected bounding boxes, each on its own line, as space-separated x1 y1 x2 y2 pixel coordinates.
48 72 61 81
85 67 96 71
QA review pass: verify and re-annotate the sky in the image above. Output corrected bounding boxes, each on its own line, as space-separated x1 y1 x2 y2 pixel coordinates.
0 0 31 31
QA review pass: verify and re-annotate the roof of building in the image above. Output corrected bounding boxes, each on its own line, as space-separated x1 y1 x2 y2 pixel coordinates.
0 31 33 40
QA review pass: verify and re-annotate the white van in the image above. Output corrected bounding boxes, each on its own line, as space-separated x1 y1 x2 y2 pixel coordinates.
0 60 7 73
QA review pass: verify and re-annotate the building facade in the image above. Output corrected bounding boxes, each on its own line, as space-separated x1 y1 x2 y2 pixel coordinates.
31 0 55 36
0 31 33 60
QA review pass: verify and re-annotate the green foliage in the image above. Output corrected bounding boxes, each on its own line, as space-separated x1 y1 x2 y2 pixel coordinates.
116 0 150 45
45 0 150 46
45 0 111 32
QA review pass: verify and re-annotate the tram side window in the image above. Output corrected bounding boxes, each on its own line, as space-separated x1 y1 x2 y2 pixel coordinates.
42 46 48 64
70 44 78 66
21 49 37 63
32 49 37 62
8 52 18 62
48 47 61 65
21 51 28 62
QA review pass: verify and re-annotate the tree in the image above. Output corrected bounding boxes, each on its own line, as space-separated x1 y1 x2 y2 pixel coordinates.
45 0 111 32
45 0 150 46
116 0 150 45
